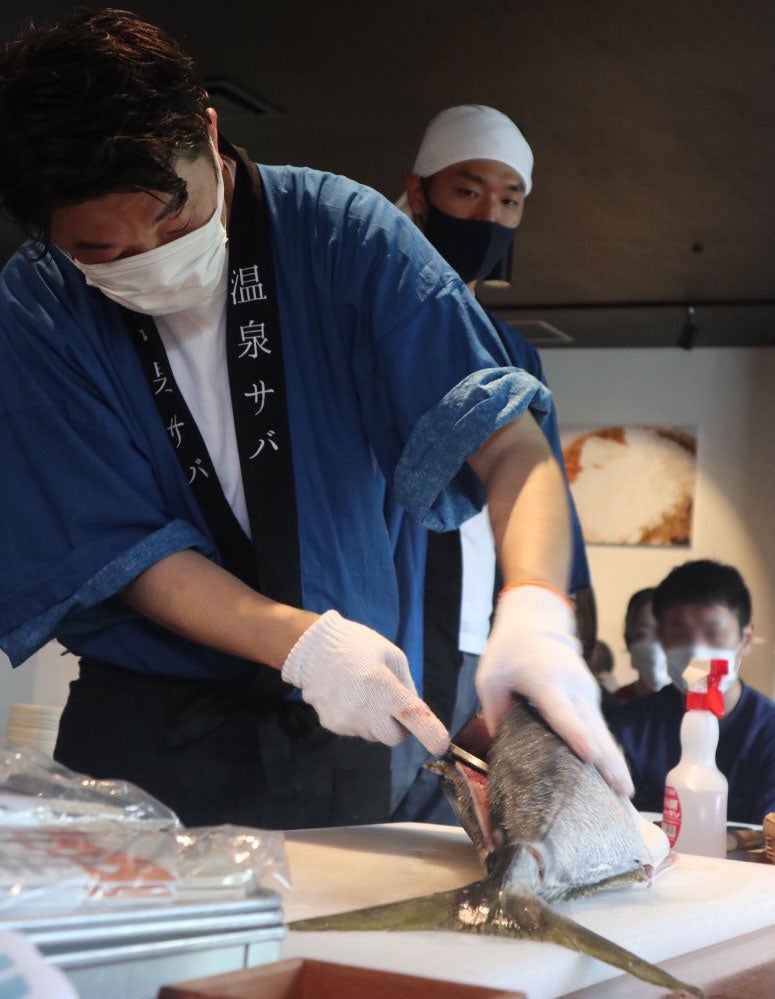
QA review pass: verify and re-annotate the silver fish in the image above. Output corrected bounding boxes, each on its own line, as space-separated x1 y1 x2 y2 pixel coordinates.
291 697 703 998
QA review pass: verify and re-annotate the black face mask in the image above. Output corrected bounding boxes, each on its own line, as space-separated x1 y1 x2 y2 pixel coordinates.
422 202 515 284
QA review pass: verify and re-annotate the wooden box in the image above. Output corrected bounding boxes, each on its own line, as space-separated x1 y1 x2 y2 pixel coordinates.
159 957 526 999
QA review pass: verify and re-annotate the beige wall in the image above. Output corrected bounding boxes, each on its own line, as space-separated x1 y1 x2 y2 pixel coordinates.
542 346 775 696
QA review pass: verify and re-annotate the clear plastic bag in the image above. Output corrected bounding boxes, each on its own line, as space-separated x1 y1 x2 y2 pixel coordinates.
0 748 290 916
0 746 179 828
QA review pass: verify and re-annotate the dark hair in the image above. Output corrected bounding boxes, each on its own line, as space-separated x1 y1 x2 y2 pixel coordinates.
0 8 212 247
652 559 752 629
587 639 614 678
623 586 656 642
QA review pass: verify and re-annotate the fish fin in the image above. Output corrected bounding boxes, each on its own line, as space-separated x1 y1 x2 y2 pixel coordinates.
491 890 704 998
289 886 467 932
546 867 651 903
290 880 704 998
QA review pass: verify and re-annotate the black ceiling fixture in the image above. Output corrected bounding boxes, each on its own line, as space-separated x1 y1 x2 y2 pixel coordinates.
204 78 280 123
678 306 698 350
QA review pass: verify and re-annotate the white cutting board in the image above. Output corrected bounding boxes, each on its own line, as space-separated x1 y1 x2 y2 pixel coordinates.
280 822 775 999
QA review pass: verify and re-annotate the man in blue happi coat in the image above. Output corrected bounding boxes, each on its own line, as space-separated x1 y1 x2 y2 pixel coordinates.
0 9 630 828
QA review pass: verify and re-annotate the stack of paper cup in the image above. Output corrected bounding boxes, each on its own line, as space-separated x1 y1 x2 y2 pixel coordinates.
4 704 63 758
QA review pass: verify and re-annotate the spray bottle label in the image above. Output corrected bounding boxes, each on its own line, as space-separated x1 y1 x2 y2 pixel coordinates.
662 785 682 847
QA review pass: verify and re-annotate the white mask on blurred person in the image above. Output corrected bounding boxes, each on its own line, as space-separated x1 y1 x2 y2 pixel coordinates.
629 640 670 692
73 148 227 315
665 643 740 694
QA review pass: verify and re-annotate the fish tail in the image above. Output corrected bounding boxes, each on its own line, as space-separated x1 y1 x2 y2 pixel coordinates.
502 891 705 998
290 883 704 998
289 887 465 932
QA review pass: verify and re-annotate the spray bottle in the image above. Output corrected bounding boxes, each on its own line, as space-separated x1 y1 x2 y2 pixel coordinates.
662 657 728 858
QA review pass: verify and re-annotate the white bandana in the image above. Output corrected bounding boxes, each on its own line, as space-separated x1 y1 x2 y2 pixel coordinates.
397 104 533 212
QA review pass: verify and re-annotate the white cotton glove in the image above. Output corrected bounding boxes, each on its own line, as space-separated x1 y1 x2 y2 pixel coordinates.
475 585 634 796
281 610 449 756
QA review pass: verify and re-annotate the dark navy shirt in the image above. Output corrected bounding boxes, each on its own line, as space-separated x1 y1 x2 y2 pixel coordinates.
610 682 775 824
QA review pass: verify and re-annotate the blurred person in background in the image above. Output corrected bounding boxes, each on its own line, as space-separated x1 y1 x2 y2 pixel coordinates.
587 637 621 723
615 587 669 705
610 560 775 824
588 638 616 694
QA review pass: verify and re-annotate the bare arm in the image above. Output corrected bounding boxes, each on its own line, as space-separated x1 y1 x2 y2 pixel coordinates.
469 410 633 794
467 409 571 590
120 549 317 668
120 548 449 753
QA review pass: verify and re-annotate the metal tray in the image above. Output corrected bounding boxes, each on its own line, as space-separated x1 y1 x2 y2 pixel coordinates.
0 891 286 999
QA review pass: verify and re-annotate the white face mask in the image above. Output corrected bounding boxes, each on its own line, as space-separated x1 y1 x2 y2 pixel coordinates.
665 643 740 694
72 148 227 316
629 640 670 692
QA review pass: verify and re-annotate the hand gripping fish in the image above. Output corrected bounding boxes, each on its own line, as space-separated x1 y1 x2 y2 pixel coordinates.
291 697 704 998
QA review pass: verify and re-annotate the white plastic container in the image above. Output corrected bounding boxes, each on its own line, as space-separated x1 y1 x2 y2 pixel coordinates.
662 658 728 858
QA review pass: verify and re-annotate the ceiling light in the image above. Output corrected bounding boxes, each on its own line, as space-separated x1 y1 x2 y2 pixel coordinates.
678 306 698 350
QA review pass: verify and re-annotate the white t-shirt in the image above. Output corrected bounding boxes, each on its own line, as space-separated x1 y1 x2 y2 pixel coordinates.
155 267 251 537
152 163 251 537
458 507 496 655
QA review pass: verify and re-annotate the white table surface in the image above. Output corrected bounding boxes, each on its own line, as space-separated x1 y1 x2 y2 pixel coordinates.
279 822 775 999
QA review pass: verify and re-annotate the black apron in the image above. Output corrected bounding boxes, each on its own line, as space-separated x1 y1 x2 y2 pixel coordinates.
56 660 389 829
421 529 465 730
55 141 389 828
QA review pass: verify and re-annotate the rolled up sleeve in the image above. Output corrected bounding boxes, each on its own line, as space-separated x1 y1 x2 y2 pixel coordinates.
395 367 553 530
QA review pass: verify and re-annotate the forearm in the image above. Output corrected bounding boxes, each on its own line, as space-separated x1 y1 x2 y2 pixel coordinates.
120 549 317 668
468 411 571 591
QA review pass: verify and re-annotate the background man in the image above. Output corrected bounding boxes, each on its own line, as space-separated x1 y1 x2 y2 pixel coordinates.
390 106 592 821
615 587 669 704
610 559 775 824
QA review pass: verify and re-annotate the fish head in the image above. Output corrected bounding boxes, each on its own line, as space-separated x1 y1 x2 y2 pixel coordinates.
428 698 653 901
489 697 650 900
424 756 494 864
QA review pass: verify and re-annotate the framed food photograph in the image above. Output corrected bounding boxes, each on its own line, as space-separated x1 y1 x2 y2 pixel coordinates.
560 425 697 547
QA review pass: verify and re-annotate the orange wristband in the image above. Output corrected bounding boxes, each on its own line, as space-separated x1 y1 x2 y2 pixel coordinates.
499 580 574 611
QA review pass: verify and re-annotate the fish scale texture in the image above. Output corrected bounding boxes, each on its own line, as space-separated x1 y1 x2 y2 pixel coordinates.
489 699 645 900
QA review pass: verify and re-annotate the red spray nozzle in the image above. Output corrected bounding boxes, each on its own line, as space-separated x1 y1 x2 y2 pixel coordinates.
686 658 726 717
710 657 729 678
707 659 727 717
